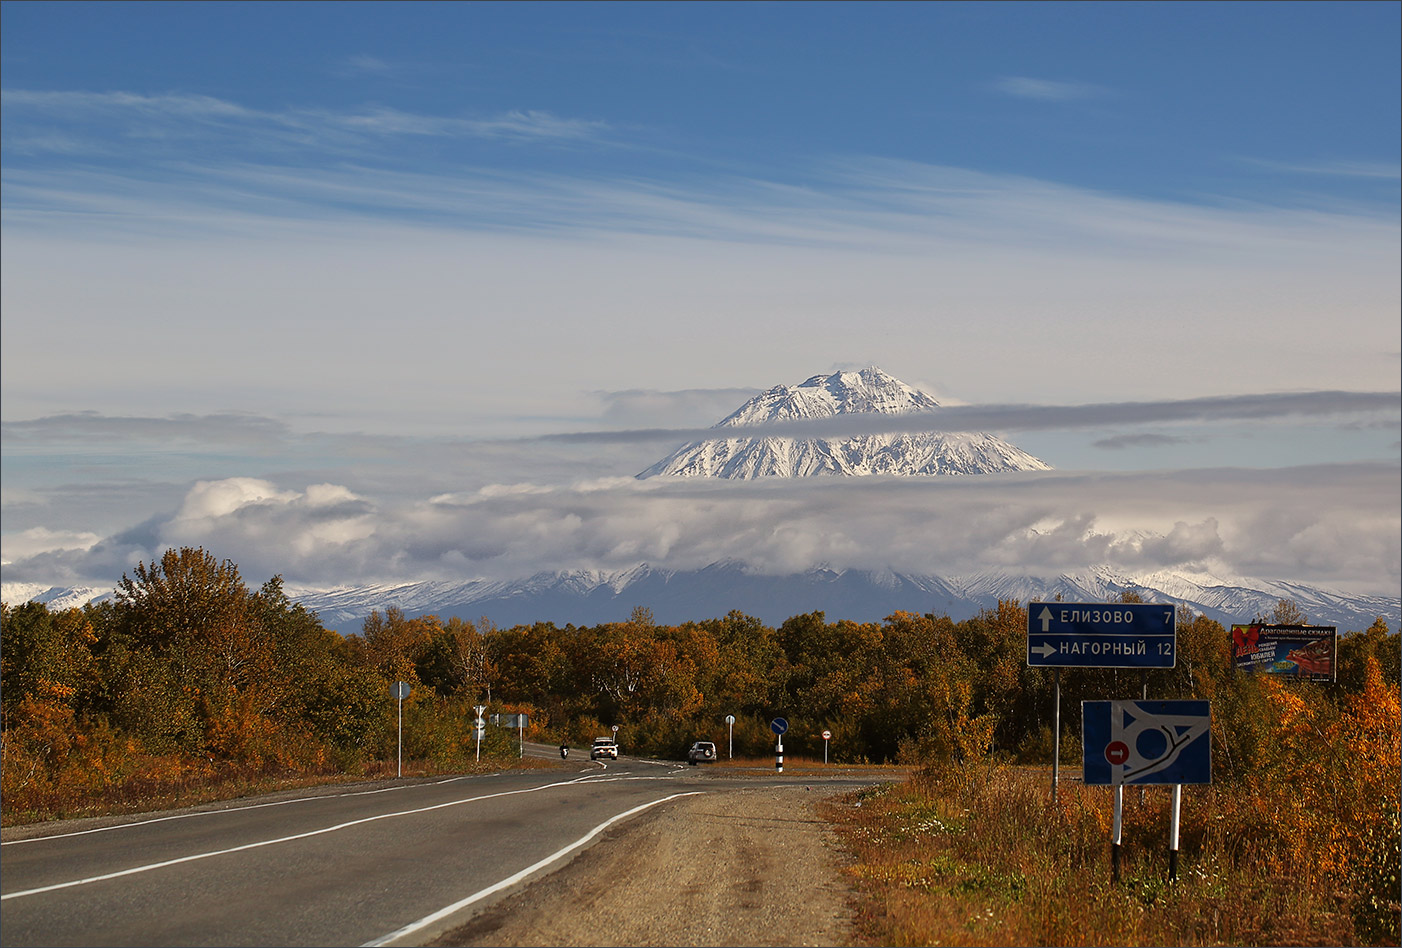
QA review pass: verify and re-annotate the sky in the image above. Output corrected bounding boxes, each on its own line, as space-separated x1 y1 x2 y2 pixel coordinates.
2 1 1399 602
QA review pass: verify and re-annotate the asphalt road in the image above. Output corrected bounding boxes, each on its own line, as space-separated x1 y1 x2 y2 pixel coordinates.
0 745 885 947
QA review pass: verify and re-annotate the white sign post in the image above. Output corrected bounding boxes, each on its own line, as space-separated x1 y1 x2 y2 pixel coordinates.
725 714 736 759
391 682 411 777
474 704 486 762
822 729 831 764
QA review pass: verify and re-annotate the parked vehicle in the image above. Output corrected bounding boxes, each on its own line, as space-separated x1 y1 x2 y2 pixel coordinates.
687 741 717 765
590 737 619 760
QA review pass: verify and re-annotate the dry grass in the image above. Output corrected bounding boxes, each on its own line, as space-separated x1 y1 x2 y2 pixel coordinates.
824 765 1389 947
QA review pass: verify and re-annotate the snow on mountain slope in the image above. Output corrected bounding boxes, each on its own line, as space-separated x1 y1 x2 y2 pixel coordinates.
638 367 1051 478
11 568 1395 635
289 565 1395 634
0 583 114 611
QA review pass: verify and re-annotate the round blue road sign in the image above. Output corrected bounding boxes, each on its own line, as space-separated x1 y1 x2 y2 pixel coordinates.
770 717 789 735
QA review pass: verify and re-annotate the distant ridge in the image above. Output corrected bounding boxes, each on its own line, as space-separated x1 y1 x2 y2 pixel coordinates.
638 366 1051 478
10 568 1394 635
280 566 1393 634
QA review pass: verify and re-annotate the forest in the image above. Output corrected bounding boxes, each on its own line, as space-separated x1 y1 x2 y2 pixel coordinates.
3 546 1395 812
4 546 1397 938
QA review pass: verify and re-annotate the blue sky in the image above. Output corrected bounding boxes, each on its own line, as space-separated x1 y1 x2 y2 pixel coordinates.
2 2 1398 600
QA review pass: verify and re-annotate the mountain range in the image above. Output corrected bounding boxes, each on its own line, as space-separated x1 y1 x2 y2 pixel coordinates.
288 564 1395 634
10 565 1395 636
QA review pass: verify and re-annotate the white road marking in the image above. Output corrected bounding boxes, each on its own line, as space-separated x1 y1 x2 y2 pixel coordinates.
0 775 607 900
361 791 704 947
1 774 478 847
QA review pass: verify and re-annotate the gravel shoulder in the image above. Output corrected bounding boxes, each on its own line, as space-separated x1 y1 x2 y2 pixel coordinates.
425 784 862 948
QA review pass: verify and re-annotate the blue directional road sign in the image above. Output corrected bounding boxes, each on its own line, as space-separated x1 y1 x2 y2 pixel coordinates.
1083 700 1211 785
1027 601 1176 669
770 717 789 736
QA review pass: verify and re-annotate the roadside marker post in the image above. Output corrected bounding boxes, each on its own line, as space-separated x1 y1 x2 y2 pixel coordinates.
771 718 788 772
1169 784 1183 881
822 729 831 764
725 714 735 759
391 682 412 777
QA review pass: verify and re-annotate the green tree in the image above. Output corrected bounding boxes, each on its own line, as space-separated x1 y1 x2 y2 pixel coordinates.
1 602 96 722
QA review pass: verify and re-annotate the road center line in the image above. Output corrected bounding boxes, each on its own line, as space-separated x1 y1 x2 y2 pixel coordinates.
361 791 704 948
0 775 604 901
0 774 479 847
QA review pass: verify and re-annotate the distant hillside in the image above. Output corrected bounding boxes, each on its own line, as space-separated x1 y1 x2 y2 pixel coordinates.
274 564 1397 634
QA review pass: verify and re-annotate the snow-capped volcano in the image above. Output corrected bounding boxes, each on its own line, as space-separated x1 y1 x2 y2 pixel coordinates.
638 367 1051 478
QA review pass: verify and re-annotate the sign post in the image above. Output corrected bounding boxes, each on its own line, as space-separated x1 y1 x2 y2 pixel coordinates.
1052 668 1060 803
770 718 788 772
1083 699 1210 882
725 714 736 759
821 729 831 764
391 682 412 777
1029 602 1176 800
474 704 486 762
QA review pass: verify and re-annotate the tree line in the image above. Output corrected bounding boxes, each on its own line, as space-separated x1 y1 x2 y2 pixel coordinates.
2 546 1397 820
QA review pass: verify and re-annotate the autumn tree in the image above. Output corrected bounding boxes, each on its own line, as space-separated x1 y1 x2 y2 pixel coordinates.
1 602 96 723
414 616 496 699
1257 597 1308 625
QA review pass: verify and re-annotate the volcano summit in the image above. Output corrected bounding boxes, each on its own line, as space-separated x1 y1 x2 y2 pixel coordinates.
638 367 1051 478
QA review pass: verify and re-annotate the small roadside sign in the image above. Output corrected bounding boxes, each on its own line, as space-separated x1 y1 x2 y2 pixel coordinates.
821 729 831 740
770 717 789 735
1082 700 1211 785
391 682 411 699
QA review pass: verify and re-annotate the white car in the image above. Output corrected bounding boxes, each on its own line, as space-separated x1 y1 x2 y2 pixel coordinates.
590 738 619 760
687 741 717 765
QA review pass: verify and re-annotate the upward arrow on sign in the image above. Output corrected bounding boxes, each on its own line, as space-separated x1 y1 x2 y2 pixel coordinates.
1027 601 1177 669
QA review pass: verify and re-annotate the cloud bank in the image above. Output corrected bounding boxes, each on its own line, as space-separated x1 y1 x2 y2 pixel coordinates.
5 462 1397 599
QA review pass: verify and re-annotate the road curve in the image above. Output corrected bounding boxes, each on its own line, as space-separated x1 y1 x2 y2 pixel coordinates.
0 747 887 947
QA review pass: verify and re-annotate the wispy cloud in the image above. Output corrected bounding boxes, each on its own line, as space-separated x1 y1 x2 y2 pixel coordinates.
536 391 1402 446
1239 157 1402 180
593 387 767 428
0 89 609 158
1093 433 1194 450
990 76 1109 101
8 391 1394 455
5 147 1397 258
340 54 396 76
2 411 292 446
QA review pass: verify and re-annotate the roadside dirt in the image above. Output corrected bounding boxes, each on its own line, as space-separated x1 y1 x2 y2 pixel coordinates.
425 785 862 947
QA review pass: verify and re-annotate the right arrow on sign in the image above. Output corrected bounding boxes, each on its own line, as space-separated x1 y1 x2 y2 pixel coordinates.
1031 642 1056 659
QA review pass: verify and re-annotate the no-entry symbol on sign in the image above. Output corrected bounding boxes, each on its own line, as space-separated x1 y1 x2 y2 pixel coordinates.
1105 741 1130 765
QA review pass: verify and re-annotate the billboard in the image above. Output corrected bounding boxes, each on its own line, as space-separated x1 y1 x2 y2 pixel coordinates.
1231 624 1336 681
